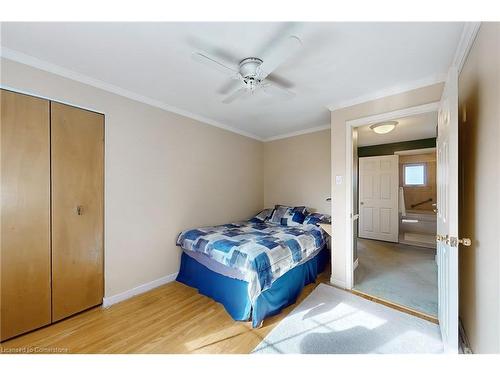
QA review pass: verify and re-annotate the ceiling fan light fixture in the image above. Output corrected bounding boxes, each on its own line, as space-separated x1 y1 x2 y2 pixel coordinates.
370 121 398 134
192 35 301 104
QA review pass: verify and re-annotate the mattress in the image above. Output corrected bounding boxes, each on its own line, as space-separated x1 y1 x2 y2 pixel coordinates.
183 249 247 280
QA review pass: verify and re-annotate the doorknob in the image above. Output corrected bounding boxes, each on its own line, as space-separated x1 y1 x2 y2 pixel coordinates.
436 234 471 247
449 236 472 247
76 205 84 216
458 238 472 246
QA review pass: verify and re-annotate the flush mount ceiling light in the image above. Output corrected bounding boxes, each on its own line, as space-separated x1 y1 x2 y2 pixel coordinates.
370 120 398 134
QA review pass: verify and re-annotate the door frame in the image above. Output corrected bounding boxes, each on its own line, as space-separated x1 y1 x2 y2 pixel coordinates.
343 101 440 290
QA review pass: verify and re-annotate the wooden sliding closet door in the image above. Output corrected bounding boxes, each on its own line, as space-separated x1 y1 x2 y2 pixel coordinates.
51 102 104 322
1 90 51 341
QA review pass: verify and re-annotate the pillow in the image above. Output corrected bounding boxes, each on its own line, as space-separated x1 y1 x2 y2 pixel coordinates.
251 208 274 223
303 212 331 226
269 205 308 226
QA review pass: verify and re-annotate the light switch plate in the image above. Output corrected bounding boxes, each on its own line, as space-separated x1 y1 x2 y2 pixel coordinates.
335 175 343 185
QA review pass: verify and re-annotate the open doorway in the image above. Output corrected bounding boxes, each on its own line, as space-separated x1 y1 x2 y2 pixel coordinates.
352 110 439 318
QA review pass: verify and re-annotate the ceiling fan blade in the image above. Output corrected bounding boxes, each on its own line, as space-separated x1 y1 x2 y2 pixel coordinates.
262 80 296 99
222 87 250 104
192 52 239 78
257 36 302 80
218 78 243 95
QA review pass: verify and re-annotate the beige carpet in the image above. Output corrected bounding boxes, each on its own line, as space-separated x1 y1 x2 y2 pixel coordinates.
354 238 438 316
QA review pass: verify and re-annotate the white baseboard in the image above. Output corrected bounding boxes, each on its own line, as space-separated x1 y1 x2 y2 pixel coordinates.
330 276 347 289
353 258 359 271
102 272 178 308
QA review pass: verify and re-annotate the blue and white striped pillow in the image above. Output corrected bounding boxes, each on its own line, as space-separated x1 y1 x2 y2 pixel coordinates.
269 205 308 226
303 212 331 226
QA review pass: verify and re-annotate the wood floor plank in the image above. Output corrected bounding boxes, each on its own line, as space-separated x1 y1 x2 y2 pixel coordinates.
0 270 329 354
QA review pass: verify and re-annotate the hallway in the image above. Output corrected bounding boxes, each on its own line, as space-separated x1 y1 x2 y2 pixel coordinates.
354 238 438 317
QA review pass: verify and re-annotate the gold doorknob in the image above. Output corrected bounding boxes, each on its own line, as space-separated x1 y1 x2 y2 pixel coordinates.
449 236 471 247
458 238 472 246
439 235 472 247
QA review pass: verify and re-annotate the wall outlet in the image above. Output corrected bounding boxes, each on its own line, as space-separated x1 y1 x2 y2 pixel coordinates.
335 175 343 185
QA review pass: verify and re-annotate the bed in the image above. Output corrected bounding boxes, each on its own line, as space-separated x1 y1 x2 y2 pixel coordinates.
175 208 330 328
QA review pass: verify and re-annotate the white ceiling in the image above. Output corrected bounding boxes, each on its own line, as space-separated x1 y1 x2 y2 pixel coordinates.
0 22 464 140
357 111 438 147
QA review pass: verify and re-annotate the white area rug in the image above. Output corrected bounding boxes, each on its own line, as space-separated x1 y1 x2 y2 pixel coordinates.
252 283 443 354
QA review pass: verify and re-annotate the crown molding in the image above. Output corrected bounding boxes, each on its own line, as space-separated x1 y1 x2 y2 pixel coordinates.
263 123 331 142
0 47 264 141
0 83 108 115
452 22 481 73
327 74 446 112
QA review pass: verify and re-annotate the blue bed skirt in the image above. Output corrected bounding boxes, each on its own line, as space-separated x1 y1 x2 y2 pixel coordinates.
176 246 329 327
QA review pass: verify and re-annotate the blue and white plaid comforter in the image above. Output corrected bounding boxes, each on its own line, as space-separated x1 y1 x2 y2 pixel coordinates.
176 220 326 302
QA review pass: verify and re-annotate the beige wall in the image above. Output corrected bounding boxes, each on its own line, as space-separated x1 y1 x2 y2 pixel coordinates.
1 58 264 298
330 83 443 286
458 23 500 353
263 129 331 214
399 152 437 212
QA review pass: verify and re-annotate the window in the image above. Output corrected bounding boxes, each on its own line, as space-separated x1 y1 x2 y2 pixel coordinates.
404 163 426 186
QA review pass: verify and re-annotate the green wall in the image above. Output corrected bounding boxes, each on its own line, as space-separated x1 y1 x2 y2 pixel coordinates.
358 138 436 157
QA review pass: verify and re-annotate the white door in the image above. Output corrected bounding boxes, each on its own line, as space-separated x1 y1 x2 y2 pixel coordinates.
358 155 399 242
437 67 459 353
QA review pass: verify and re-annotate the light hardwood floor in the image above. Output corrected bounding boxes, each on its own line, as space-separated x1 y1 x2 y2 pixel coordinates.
0 271 330 354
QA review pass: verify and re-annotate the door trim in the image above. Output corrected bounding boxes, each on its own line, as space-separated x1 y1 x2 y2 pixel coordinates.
452 22 481 74
343 101 440 290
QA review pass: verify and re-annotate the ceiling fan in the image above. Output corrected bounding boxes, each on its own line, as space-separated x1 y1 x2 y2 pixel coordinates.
192 35 302 104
